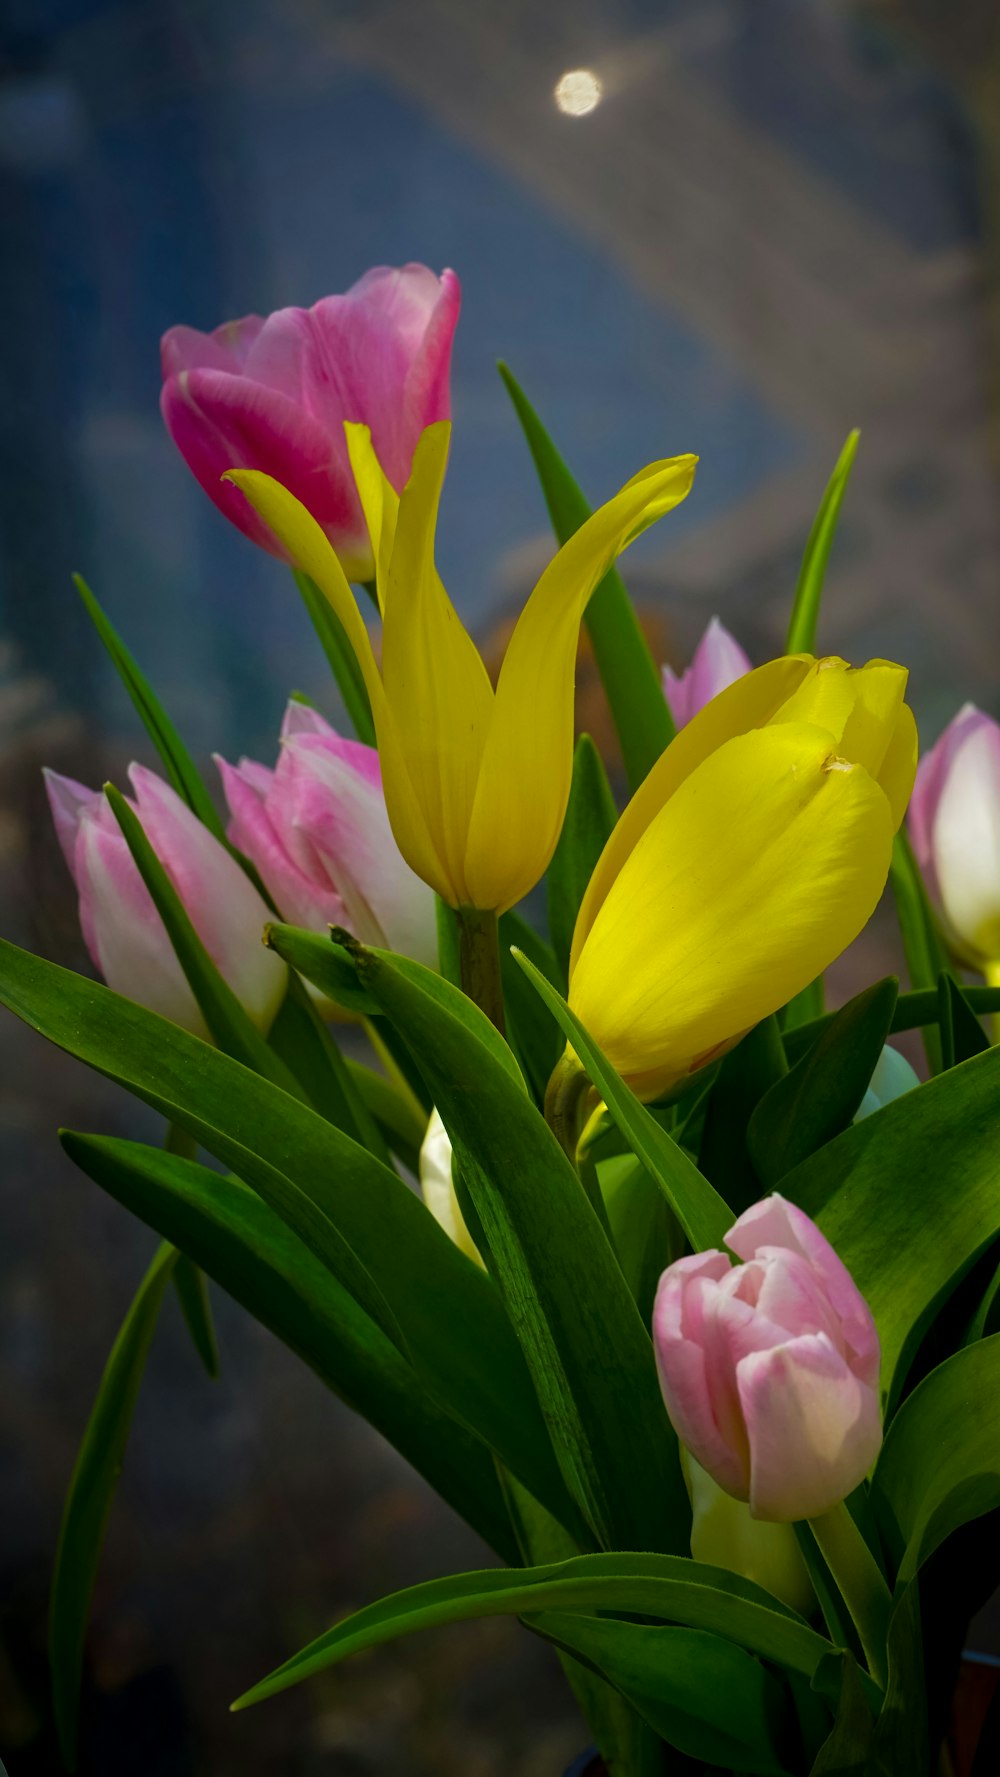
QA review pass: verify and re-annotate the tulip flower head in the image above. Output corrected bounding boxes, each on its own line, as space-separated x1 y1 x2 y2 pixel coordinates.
161 264 460 579
44 765 286 1039
227 425 697 914
908 703 1000 976
662 616 752 727
564 653 917 1101
418 1109 483 1267
216 700 437 967
654 1194 882 1522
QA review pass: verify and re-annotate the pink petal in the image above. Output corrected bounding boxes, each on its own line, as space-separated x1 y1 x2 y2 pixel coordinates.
738 1332 882 1521
653 1256 750 1499
663 618 752 728
43 769 103 876
215 752 346 934
160 316 266 378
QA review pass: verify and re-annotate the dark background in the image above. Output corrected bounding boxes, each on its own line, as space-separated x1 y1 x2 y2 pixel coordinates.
1 2 999 1771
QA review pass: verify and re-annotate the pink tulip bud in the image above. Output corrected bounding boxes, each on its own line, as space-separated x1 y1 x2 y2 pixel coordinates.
161 264 460 579
662 617 752 728
216 701 437 967
653 1194 881 1522
44 765 286 1038
908 703 1000 972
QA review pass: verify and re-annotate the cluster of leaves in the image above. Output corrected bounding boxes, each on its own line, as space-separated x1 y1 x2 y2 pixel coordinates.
6 377 1000 1776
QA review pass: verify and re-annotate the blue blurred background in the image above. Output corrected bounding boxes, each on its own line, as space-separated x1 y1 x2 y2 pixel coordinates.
0 2 997 1772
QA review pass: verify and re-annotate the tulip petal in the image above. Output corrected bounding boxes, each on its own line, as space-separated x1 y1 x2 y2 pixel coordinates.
930 711 1000 964
344 422 399 614
379 422 495 904
462 453 698 914
570 656 813 972
215 753 347 934
877 701 918 831
663 617 752 728
738 1332 883 1520
653 1254 749 1499
570 722 894 1098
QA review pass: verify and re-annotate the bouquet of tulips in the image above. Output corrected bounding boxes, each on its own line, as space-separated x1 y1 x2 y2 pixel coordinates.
9 263 1000 1777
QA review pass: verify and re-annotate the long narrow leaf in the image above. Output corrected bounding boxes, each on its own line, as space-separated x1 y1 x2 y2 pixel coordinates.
889 827 948 1071
547 735 619 984
50 1243 177 1768
785 432 859 654
293 569 375 744
75 575 226 839
499 363 674 790
781 982 1000 1062
513 949 732 1251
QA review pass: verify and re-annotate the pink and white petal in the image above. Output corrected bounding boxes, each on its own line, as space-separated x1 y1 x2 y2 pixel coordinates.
653 1250 731 1344
738 1332 883 1522
931 711 1000 965
655 1324 751 1501
161 323 252 380
43 769 102 876
281 704 383 789
400 268 461 440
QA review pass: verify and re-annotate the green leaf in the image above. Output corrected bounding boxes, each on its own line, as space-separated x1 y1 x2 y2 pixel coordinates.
513 948 733 1252
50 1242 177 1768
345 1058 427 1175
867 1584 929 1777
698 1016 788 1210
61 1135 516 1560
781 1043 1000 1408
599 1154 681 1326
105 784 304 1099
785 432 859 654
546 735 618 983
499 908 562 1104
873 1336 1000 1583
783 975 826 1032
889 828 948 1072
75 575 227 840
807 1655 875 1774
266 975 391 1161
230 1549 837 1711
532 1613 794 1774
292 569 375 744
782 983 1000 1063
172 1254 219 1379
498 362 674 790
749 981 898 1187
329 935 687 1554
0 938 570 1528
937 972 990 1071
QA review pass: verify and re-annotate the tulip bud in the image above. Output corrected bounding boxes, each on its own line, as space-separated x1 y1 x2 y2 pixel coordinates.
161 264 460 579
653 1194 882 1522
216 701 437 967
908 703 1000 975
681 1449 814 1615
44 765 286 1039
662 617 752 728
418 1109 483 1267
854 1044 919 1123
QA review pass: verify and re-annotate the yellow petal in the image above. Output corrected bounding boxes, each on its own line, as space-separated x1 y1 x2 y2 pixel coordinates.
570 722 894 1099
875 700 918 831
570 655 813 973
344 423 398 615
225 467 447 897
770 657 908 784
378 422 495 905
461 453 699 914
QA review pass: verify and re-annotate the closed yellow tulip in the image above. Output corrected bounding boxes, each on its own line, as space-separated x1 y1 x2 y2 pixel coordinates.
564 655 917 1103
226 423 696 914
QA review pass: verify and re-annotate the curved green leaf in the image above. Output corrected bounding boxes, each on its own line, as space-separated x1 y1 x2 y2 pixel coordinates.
498 362 674 790
50 1243 177 1769
749 980 897 1186
61 1135 515 1560
547 735 618 984
873 1336 1000 1583
0 938 572 1529
890 828 949 1072
324 936 686 1555
231 1549 837 1711
785 432 859 655
783 983 1000 1062
293 569 375 744
513 948 732 1251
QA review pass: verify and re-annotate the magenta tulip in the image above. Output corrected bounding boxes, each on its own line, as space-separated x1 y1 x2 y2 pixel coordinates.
216 701 437 967
908 702 1000 974
662 617 752 727
653 1194 881 1522
161 264 460 579
44 765 286 1038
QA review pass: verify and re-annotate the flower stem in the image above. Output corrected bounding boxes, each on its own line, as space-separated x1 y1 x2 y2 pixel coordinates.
986 960 1000 1045
456 906 506 1036
808 1499 891 1690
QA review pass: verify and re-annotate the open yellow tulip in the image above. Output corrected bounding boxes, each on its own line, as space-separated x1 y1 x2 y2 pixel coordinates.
226 422 696 915
563 654 917 1104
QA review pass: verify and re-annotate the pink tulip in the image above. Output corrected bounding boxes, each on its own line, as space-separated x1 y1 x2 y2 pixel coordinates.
653 1194 881 1522
216 701 438 967
161 264 460 579
662 617 752 727
44 765 286 1038
908 703 1000 972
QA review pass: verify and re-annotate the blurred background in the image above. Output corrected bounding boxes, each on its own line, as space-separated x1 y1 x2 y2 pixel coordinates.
0 1 998 1771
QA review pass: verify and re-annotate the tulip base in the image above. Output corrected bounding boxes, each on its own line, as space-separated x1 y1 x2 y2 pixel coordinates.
456 906 506 1036
808 1499 891 1691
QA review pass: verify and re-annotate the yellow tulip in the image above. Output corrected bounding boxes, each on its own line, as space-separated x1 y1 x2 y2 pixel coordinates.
226 422 696 913
564 655 917 1103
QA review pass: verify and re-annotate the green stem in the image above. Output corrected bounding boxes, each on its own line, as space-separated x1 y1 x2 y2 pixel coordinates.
986 960 1000 1046
808 1500 891 1690
456 906 506 1036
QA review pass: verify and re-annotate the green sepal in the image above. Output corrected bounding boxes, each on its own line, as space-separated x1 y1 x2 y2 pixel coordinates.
498 362 675 790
